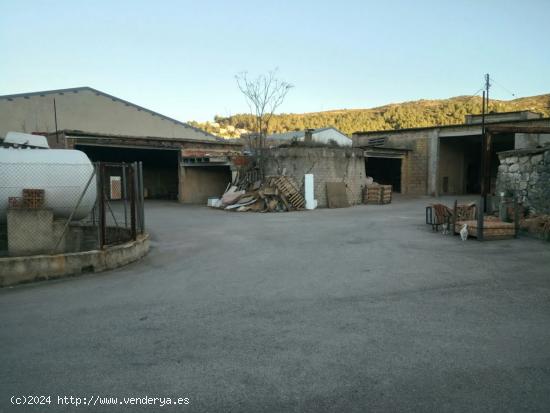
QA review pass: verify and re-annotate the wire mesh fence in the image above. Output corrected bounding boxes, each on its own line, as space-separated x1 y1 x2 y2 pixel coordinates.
0 160 144 257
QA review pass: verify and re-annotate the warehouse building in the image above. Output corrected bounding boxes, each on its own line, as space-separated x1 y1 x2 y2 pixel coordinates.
353 111 550 196
0 87 242 203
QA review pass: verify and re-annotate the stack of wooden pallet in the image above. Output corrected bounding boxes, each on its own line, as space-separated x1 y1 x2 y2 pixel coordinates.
266 176 305 209
363 184 392 204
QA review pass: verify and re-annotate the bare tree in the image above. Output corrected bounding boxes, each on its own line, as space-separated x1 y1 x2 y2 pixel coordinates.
236 69 293 171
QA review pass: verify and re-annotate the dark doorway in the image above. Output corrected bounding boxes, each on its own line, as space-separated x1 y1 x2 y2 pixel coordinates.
76 145 179 200
365 157 402 192
439 133 514 195
464 140 481 194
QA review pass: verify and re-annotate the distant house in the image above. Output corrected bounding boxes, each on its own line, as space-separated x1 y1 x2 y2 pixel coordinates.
266 127 352 147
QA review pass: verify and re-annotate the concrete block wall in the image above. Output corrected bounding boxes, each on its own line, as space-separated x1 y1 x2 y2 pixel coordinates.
354 129 432 195
404 138 429 195
7 209 55 256
6 209 97 256
497 148 550 214
264 147 367 208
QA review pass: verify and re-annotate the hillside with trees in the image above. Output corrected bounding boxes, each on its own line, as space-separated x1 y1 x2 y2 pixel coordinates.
189 94 550 138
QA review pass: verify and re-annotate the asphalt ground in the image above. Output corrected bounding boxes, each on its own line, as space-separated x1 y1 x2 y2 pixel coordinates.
1 196 549 412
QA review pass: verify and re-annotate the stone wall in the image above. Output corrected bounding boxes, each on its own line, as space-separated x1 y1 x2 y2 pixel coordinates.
496 147 550 214
264 147 367 208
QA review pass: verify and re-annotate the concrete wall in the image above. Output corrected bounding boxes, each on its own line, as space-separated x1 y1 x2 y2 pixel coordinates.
515 133 550 149
466 111 542 124
497 148 550 214
505 119 550 149
264 147 367 208
179 166 232 204
0 234 149 287
7 209 55 256
0 88 216 141
6 209 90 256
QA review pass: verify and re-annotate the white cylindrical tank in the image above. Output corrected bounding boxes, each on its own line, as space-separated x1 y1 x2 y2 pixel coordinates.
0 148 97 222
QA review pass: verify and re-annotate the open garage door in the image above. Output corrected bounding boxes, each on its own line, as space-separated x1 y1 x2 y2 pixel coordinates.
75 145 179 200
364 149 406 193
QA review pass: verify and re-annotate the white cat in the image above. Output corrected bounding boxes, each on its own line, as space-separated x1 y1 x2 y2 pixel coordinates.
460 224 468 241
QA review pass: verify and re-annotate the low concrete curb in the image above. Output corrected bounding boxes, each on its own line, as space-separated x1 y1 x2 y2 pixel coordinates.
0 234 150 287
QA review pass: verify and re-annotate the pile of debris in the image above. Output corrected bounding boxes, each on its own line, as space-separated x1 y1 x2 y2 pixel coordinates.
215 175 305 212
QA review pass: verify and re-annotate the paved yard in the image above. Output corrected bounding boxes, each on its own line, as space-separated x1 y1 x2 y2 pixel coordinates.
1 196 550 412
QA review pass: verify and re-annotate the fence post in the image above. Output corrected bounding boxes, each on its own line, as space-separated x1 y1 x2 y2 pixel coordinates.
122 163 128 228
138 161 145 233
452 199 457 235
514 192 520 238
99 162 107 248
477 196 484 241
129 163 137 241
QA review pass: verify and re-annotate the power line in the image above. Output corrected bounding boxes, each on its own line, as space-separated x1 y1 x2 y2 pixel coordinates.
490 77 517 98
469 87 484 98
457 88 484 110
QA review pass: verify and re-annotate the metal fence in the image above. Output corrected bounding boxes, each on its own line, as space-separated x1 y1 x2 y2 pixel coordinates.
0 161 144 257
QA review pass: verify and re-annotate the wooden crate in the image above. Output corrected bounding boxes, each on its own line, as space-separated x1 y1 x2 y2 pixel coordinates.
455 220 515 240
22 188 45 209
363 185 392 204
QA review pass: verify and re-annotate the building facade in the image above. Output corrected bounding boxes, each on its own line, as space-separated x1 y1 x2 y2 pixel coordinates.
0 87 243 204
353 111 550 196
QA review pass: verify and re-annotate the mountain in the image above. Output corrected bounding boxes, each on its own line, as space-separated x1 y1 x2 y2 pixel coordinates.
188 94 550 138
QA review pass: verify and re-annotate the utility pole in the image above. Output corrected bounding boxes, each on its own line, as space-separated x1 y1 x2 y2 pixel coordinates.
478 74 491 240
482 73 491 198
485 73 490 112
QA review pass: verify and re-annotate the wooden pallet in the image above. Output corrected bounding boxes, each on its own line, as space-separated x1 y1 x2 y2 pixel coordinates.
363 185 392 204
266 176 305 209
455 220 516 240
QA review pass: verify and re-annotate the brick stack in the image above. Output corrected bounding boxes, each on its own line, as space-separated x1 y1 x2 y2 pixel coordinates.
8 189 45 209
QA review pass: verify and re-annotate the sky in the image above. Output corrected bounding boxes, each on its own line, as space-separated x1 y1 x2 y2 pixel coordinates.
1 0 549 122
